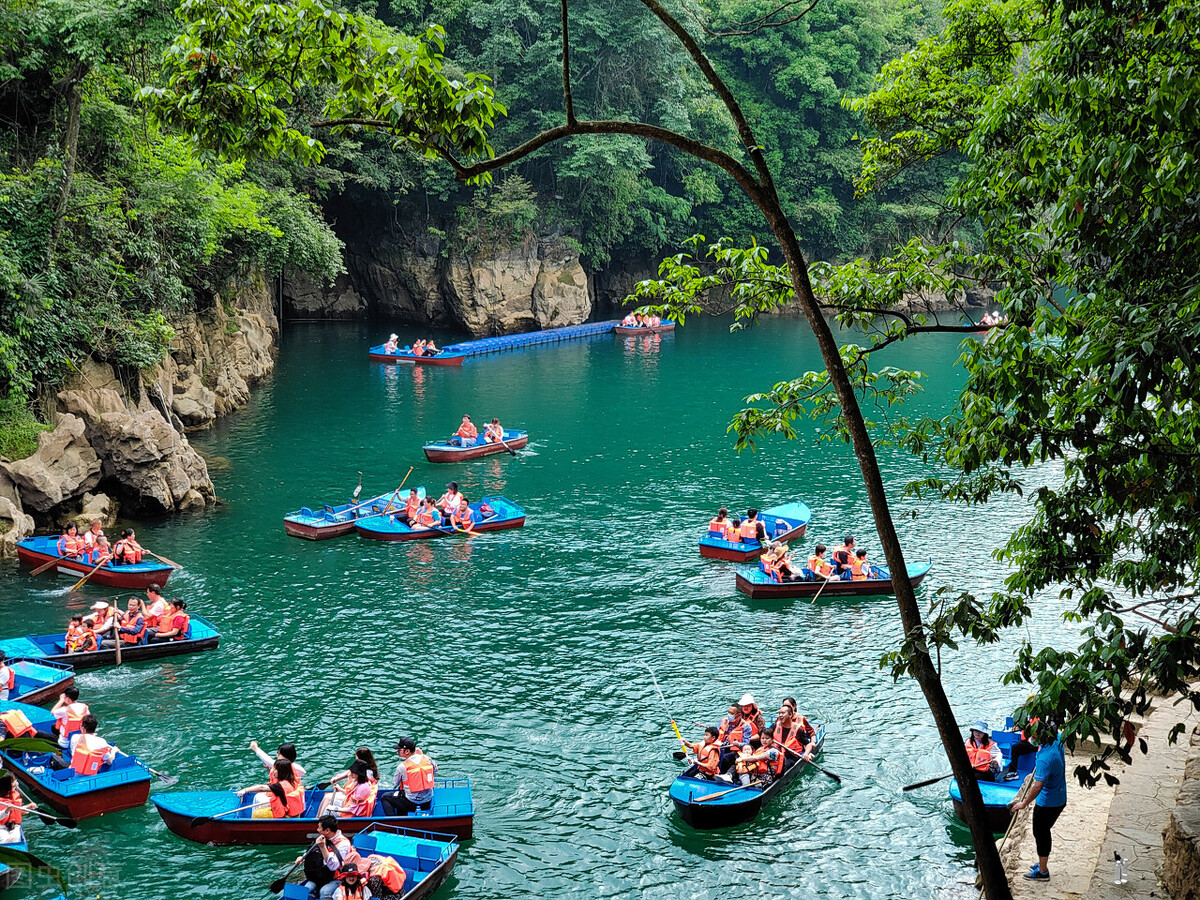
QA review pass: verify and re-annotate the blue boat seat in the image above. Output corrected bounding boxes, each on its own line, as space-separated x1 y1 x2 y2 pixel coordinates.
416 843 441 872
800 568 817 581
707 530 724 538
355 834 377 854
282 883 310 900
299 507 314 518
50 768 75 782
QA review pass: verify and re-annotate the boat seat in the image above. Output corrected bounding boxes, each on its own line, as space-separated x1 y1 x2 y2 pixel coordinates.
299 507 314 518
707 530 724 538
324 505 336 514
416 843 441 872
282 883 310 900
355 834 377 854
50 768 75 782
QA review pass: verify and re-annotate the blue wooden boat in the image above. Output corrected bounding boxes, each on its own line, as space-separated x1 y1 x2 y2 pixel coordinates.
16 536 175 589
423 430 528 463
0 825 29 892
284 491 403 540
736 559 933 599
154 778 475 844
0 615 220 669
356 496 526 542
949 720 1037 831
369 345 466 366
3 658 74 706
281 824 457 900
699 501 812 561
0 701 151 820
670 723 826 829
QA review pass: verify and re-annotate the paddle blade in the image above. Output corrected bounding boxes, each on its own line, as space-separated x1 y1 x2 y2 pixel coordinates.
0 846 68 891
818 766 842 784
902 773 952 792
269 878 287 893
672 751 687 761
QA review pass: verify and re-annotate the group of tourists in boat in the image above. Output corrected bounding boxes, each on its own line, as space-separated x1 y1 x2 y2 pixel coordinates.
965 719 1037 783
759 535 880 584
63 584 192 652
681 694 818 786
384 334 441 357
0 684 121 776
619 312 664 328
447 414 507 448
55 520 146 567
706 507 797 545
384 483 496 534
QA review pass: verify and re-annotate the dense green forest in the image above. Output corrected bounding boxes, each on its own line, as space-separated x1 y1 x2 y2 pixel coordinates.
0 0 949 451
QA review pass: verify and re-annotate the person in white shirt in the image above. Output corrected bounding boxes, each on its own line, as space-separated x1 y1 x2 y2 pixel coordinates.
250 740 306 782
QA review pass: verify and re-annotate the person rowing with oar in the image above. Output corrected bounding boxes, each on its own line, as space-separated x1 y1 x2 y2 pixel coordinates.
679 726 723 780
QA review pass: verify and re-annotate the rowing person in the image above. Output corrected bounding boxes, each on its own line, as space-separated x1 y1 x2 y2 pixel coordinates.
56 522 86 559
831 534 856 575
806 544 834 578
298 815 360 899
681 726 722 780
111 528 144 565
46 713 117 774
239 758 305 818
769 704 808 768
0 774 27 842
450 415 478 447
483 418 505 443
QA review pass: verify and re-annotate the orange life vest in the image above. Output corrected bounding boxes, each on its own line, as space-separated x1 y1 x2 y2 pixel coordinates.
440 491 462 512
773 720 802 753
708 517 727 535
716 716 744 745
965 738 993 772
416 507 439 527
455 423 477 440
119 610 146 643
342 779 378 817
849 556 868 579
485 424 504 442
61 701 90 739
739 519 759 540
404 496 421 519
808 555 831 576
0 784 21 826
67 628 97 652
113 539 143 564
760 558 781 582
171 613 191 641
58 535 87 557
369 856 406 893
0 709 35 739
71 733 111 776
1 663 13 692
269 779 306 818
695 742 721 776
404 753 436 794
145 600 167 628
735 748 769 776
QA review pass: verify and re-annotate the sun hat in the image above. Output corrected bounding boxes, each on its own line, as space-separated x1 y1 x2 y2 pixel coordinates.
739 693 755 707
971 720 989 734
90 601 110 611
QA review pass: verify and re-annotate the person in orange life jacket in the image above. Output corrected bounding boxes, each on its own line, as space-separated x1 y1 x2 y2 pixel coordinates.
111 528 144 565
82 518 105 550
411 498 441 530
848 548 875 581
114 597 147 646
240 758 305 818
65 614 97 654
806 544 834 578
0 774 29 841
0 651 12 701
327 748 380 810
50 685 90 748
84 535 112 566
450 497 478 533
384 333 399 354
422 340 440 356
400 488 422 523
708 508 730 536
251 739 307 783
45 713 117 773
88 601 119 649
0 705 55 741
965 720 1003 781
718 693 764 773
483 418 505 443
831 534 856 575
681 727 723 780
297 814 361 900
56 521 87 559
149 598 189 642
363 853 407 900
330 862 370 900
411 338 426 356
332 760 378 818
436 482 463 523
726 517 743 542
740 509 767 543
768 705 804 770
449 415 478 447
379 737 438 816
731 732 783 785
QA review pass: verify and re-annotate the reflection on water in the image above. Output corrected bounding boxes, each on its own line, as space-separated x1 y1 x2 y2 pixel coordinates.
0 317 1073 900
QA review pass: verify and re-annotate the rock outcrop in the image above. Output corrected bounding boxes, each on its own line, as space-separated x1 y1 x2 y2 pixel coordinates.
0 277 279 554
1164 728 1200 899
285 234 592 336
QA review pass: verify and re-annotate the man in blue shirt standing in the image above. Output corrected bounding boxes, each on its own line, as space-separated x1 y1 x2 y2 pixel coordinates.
1009 722 1067 881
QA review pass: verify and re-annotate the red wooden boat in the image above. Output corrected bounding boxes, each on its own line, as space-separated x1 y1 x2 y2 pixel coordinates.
369 345 466 366
735 559 933 599
613 322 675 335
699 501 811 562
422 431 528 462
5 658 74 706
16 537 174 589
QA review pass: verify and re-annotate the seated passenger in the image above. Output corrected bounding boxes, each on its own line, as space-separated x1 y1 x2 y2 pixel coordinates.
85 536 112 566
378 737 437 815
149 598 190 642
364 853 407 900
483 418 505 443
727 517 743 542
740 509 767 543
251 739 307 782
143 584 169 638
450 415 478 447
0 774 27 839
0 651 11 701
650 314 662 326
87 601 115 642
111 528 144 565
411 339 426 356
450 497 478 534
240 758 305 818
116 597 147 646
65 615 97 653
708 507 730 537
423 340 440 356
0 705 54 741
56 522 86 559
965 720 1002 782
849 548 873 580
334 760 378 818
297 815 360 899
331 863 368 900
48 713 118 774
82 518 105 551
402 488 422 523
384 334 399 354
51 686 90 748
326 747 380 806
732 732 782 785
831 534 856 575
807 544 833 578
682 726 722 780
412 498 441 530
622 312 636 326
437 482 463 519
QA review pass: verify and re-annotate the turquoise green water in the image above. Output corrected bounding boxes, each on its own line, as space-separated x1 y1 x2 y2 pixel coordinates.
0 317 1068 899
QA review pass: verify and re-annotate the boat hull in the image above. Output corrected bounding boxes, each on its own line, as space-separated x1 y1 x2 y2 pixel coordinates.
698 501 812 562
7 766 151 819
155 783 475 845
0 615 220 669
369 346 466 366
16 539 173 589
670 726 825 829
283 519 357 540
356 496 526 542
7 658 74 706
951 795 1013 833
423 432 528 463
613 323 675 335
735 561 932 599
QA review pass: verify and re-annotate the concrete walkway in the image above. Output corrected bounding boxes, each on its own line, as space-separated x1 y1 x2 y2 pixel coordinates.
1000 701 1200 899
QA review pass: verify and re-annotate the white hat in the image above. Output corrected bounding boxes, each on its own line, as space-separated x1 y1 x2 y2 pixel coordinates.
389 333 398 341
90 601 110 610
739 693 755 707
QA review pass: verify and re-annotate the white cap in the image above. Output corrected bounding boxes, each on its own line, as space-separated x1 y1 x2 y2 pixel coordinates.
90 601 110 610
739 693 755 707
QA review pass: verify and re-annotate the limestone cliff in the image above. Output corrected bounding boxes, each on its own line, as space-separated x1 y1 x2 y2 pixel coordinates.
284 233 592 336
0 277 279 554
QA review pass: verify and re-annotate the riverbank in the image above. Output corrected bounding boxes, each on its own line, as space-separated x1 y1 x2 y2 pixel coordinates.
1000 699 1200 898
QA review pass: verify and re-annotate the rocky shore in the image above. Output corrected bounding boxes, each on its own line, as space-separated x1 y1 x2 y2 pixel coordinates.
0 278 278 557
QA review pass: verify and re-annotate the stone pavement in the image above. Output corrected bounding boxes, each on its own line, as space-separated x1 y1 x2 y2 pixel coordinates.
999 701 1200 899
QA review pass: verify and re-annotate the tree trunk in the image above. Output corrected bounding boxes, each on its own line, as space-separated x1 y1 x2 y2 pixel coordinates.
48 62 87 264
763 205 1013 899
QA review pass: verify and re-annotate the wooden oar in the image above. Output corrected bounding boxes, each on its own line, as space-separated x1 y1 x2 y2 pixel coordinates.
902 772 954 792
695 780 766 802
143 549 181 569
118 751 178 786
189 800 259 828
809 570 838 604
643 663 692 760
69 558 108 591
29 551 84 576
497 432 518 457
380 467 415 514
780 742 842 784
112 615 122 667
